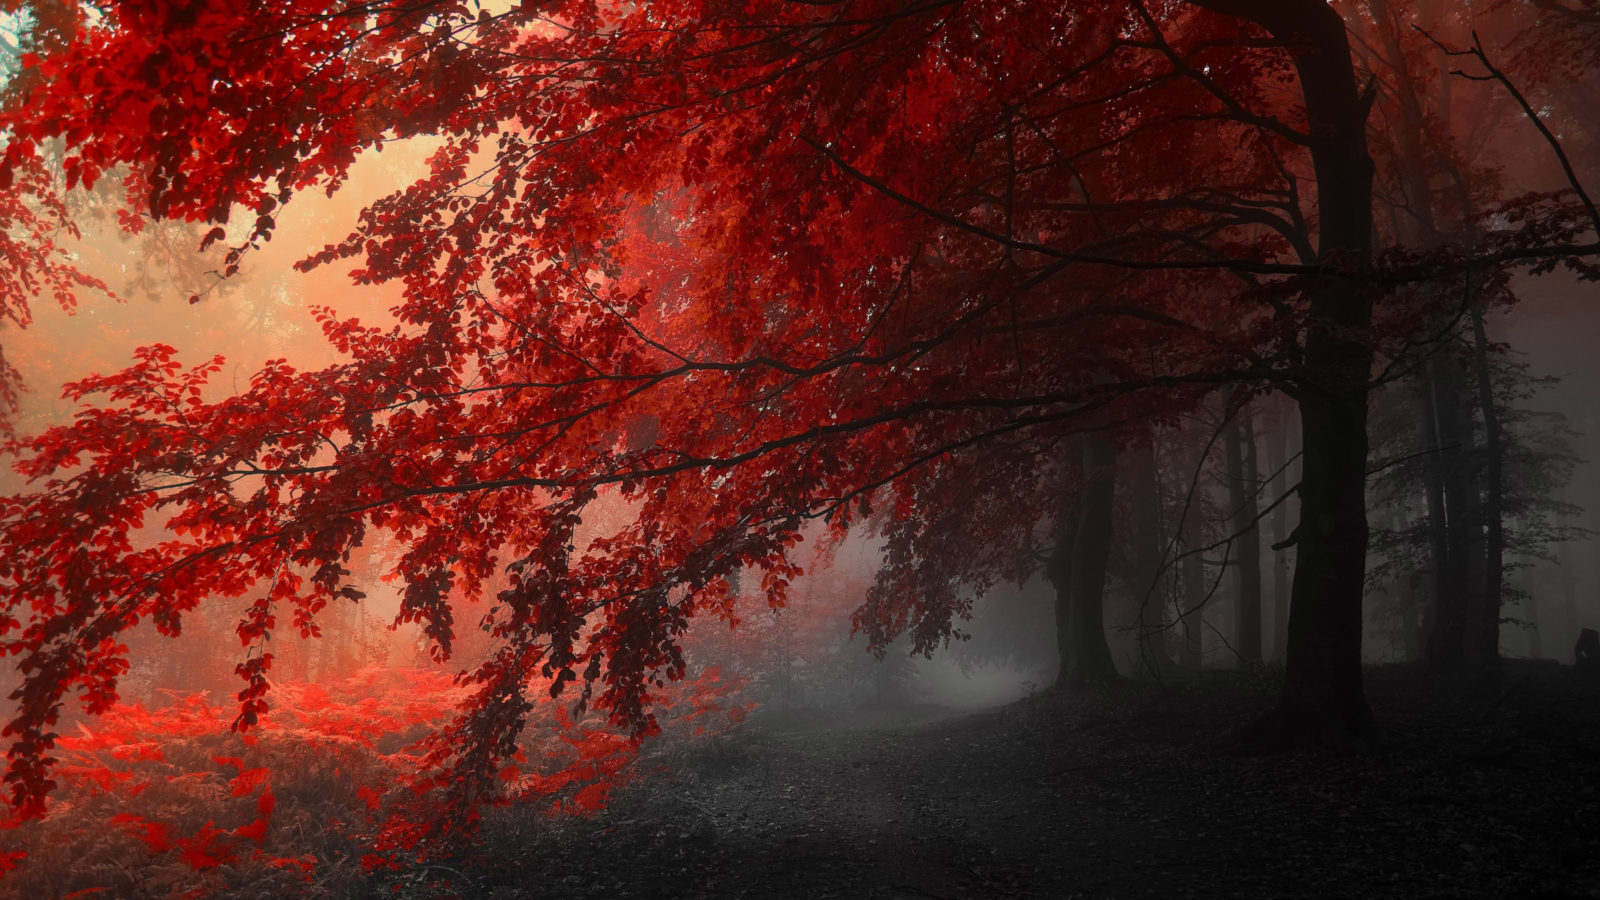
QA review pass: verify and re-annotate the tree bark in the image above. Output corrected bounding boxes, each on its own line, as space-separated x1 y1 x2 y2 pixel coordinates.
1197 0 1378 747
1050 434 1121 689
1526 594 1543 660
1393 510 1424 661
1417 363 1452 659
1457 409 1488 662
1425 355 1479 669
1127 436 1172 674
1266 400 1296 662
1559 541 1581 662
1225 396 1264 666
1064 432 1122 688
1179 437 1208 670
1369 0 1479 674
1050 450 1083 685
1466 306 1505 670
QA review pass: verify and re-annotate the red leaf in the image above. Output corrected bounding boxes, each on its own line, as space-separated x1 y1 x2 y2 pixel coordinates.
572 782 608 812
229 766 269 797
111 813 172 853
175 823 234 871
234 817 268 844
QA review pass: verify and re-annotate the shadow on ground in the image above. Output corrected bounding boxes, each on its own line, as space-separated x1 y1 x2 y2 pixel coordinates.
397 662 1600 899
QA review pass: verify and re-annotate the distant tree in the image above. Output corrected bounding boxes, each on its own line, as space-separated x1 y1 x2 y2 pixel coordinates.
1368 342 1587 660
1346 0 1599 670
1222 391 1265 666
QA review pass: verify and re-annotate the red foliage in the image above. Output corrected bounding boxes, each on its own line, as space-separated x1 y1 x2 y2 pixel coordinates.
174 823 235 871
0 664 747 893
0 3 1296 825
110 813 172 852
0 0 1592 866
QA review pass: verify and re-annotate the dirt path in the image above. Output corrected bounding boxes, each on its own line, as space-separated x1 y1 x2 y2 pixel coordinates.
635 709 1055 899
692 719 960 899
460 665 1600 900
474 697 1204 899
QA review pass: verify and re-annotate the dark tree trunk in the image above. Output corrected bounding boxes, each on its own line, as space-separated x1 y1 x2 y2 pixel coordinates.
1127 436 1172 674
1426 354 1479 671
1050 434 1120 689
1559 542 1581 662
1526 595 1543 660
1200 0 1378 747
1278 344 1376 746
1050 452 1083 684
1266 400 1296 662
1178 438 1208 670
1466 307 1505 669
1386 507 1425 660
1225 397 1264 666
1458 411 1488 655
1058 432 1121 688
1418 364 1451 656
1371 0 1477 674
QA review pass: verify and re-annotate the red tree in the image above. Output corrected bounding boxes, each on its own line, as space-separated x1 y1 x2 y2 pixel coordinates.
0 0 1594 826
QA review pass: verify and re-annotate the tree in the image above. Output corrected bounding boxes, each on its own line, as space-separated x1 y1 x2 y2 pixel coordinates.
1049 432 1122 688
1123 429 1175 672
0 0 1595 823
1367 338 1589 662
1222 390 1264 666
1347 0 1600 671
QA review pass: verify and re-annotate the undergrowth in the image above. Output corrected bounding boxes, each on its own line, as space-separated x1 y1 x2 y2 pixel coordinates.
0 665 751 898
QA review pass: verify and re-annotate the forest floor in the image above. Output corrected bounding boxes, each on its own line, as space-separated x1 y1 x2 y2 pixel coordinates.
417 661 1600 899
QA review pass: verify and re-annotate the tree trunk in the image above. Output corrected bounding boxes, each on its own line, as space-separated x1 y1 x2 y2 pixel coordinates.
1266 400 1296 662
1202 0 1378 747
1526 594 1543 659
1559 541 1581 662
1369 0 1479 675
1127 436 1172 674
1455 410 1490 665
1057 432 1121 688
1382 506 1425 660
1417 364 1451 656
1179 437 1208 670
1050 450 1083 685
1225 396 1264 666
1425 354 1476 670
1466 306 1505 669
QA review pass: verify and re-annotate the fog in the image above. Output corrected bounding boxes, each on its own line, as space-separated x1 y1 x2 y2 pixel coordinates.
8 160 1600 711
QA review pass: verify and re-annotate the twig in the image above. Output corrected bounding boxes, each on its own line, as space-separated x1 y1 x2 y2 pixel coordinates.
1415 26 1600 234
